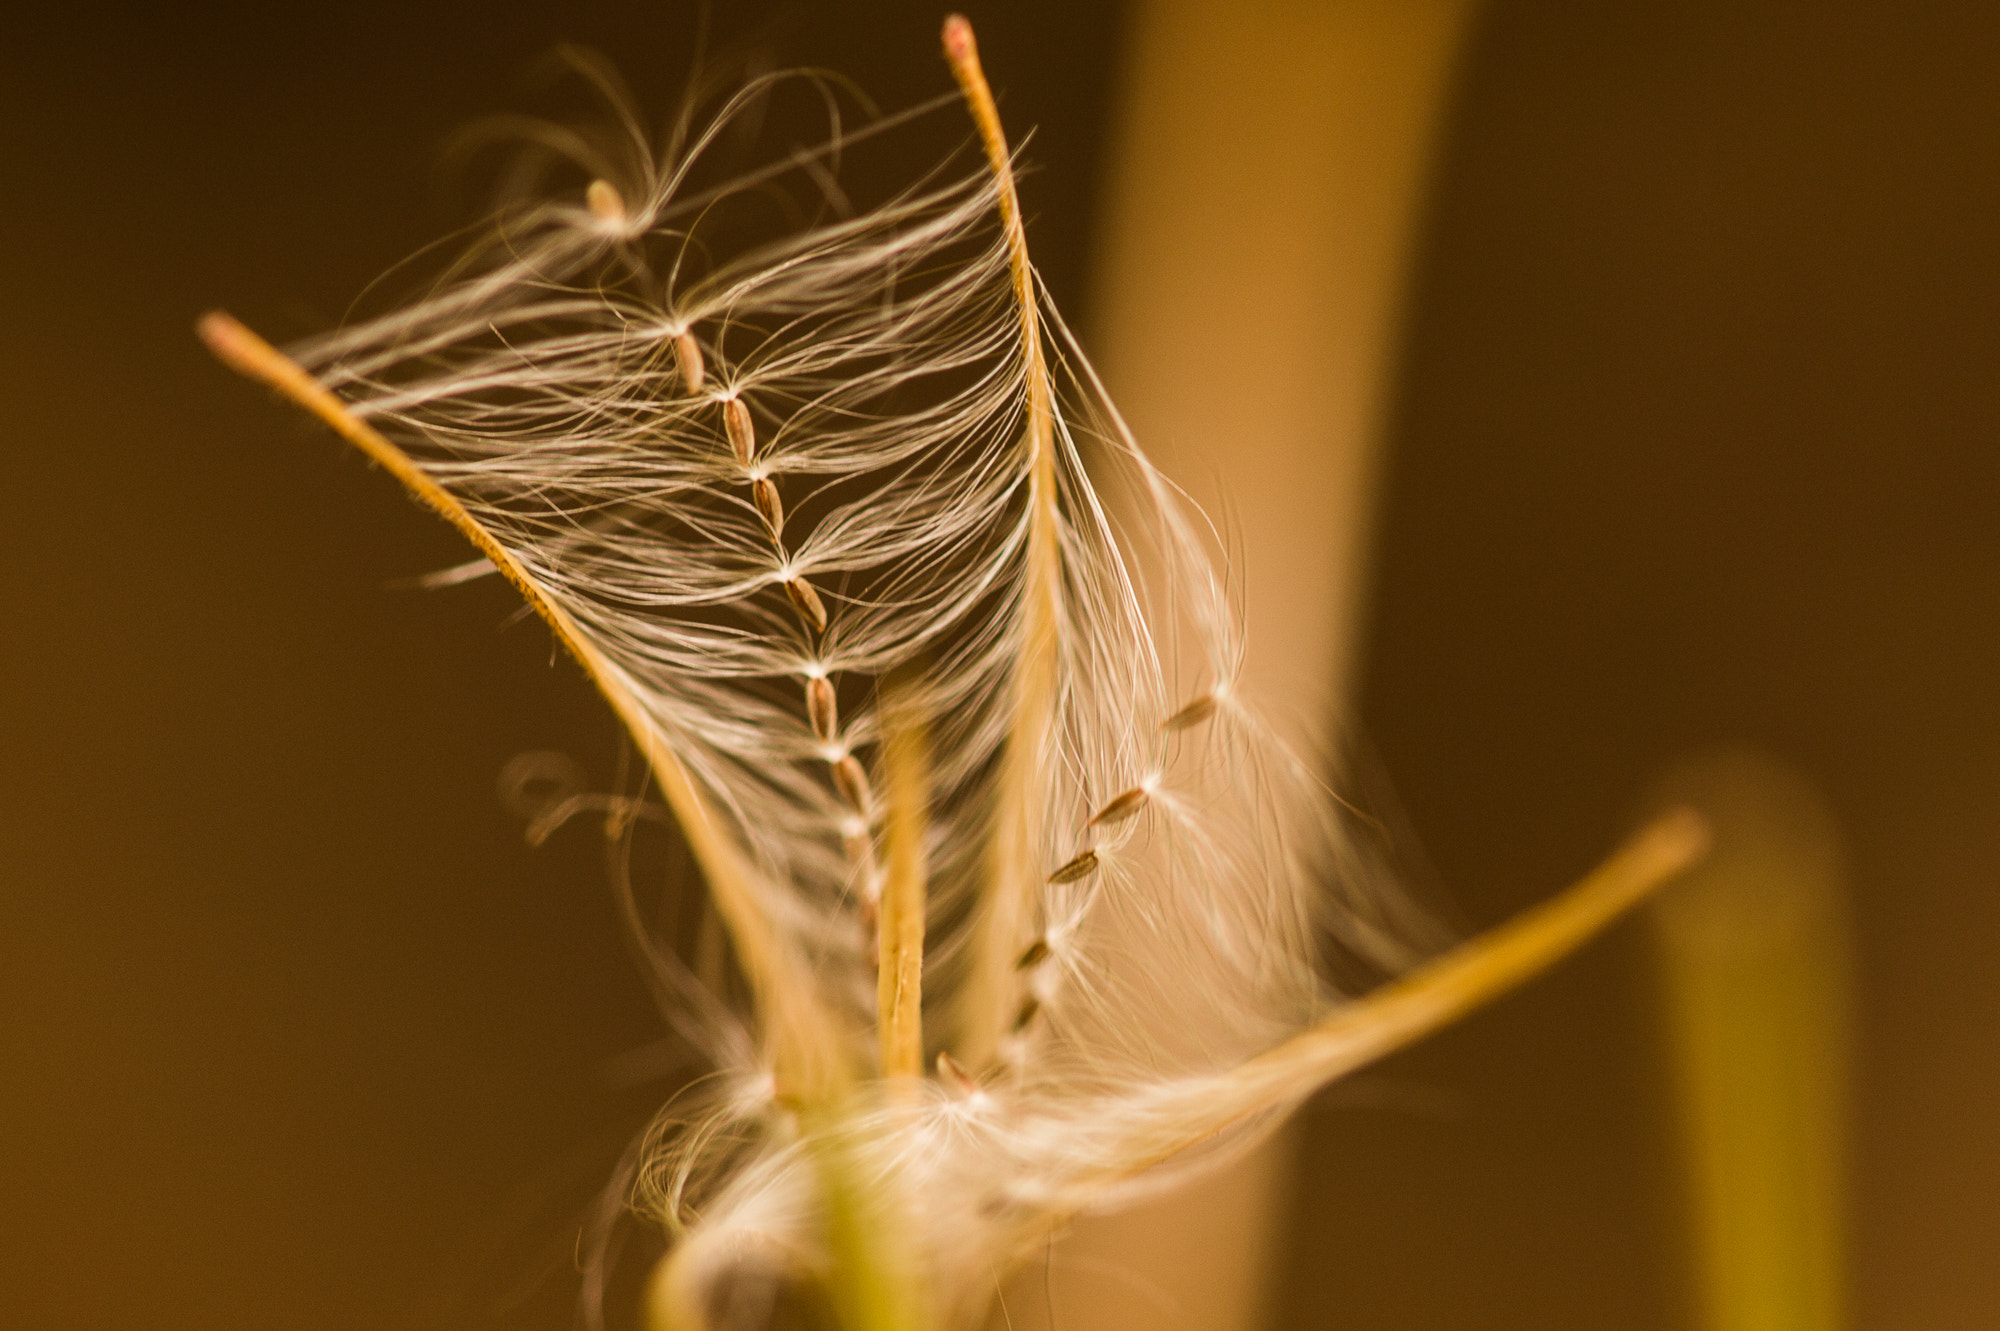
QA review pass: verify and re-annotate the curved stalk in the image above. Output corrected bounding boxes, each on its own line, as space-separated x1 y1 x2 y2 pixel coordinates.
199 311 851 1101
941 14 1064 1072
877 697 931 1084
1096 807 1711 1187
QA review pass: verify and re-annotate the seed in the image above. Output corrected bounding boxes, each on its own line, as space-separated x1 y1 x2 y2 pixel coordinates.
673 330 704 394
1162 694 1218 732
585 178 625 223
806 675 838 742
753 477 784 539
1010 995 1041 1033
842 827 872 864
1046 849 1098 884
832 754 872 812
724 396 756 467
1014 937 1050 970
935 1050 978 1092
1087 786 1149 827
785 577 828 634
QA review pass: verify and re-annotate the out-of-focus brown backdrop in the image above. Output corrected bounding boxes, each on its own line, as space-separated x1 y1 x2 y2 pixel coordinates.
3 3 1996 1329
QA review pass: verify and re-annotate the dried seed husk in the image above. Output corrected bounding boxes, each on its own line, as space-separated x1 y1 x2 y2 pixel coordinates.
935 1050 978 1093
672 330 703 394
724 396 756 467
1162 694 1218 732
842 828 873 865
1087 787 1149 827
806 675 839 742
754 477 784 539
785 577 829 634
585 178 625 222
833 754 873 813
1046 849 1098 884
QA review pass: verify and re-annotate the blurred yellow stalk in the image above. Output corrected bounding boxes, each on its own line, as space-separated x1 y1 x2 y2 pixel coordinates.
1651 751 1852 1331
1028 2 1479 1326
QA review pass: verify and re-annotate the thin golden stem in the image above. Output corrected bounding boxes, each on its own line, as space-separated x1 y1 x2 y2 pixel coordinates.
942 14 1063 1072
1102 807 1712 1184
876 699 931 1083
199 311 851 1100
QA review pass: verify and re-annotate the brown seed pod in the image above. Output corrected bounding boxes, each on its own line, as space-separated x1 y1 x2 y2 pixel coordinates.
585 178 625 223
1087 786 1149 827
832 754 872 812
784 577 829 634
753 477 784 539
935 1050 979 1093
1013 937 1050 970
672 330 704 394
806 675 838 742
1010 995 1041 1033
1162 694 1218 732
1046 849 1098 884
723 396 756 467
842 827 872 865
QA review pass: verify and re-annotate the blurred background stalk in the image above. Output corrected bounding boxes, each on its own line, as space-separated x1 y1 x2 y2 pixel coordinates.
1005 3 1478 1326
1650 751 1852 1331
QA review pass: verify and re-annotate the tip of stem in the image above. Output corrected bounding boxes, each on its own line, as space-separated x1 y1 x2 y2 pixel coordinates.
1645 804 1715 876
941 14 976 64
196 309 267 378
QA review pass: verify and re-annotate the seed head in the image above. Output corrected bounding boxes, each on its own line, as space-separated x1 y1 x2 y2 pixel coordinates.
201 18 1709 1329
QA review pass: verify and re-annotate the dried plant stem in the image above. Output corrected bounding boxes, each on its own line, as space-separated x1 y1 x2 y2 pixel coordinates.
1091 806 1712 1189
1227 808 1709 1134
816 1131 923 1331
197 312 852 1101
877 704 931 1084
942 15 1063 1073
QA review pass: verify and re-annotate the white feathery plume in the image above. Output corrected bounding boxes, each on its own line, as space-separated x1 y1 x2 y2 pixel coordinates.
202 16 1707 1330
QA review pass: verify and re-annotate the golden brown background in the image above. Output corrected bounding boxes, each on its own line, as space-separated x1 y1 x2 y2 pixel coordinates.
4 2 1996 1328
